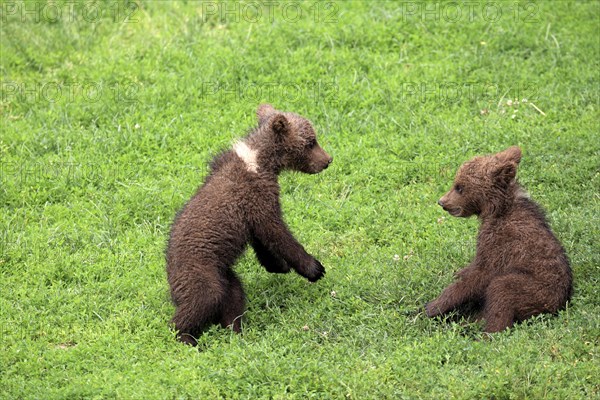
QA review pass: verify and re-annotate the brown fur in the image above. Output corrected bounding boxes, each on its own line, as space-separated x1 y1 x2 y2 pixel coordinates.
426 146 572 333
167 104 333 345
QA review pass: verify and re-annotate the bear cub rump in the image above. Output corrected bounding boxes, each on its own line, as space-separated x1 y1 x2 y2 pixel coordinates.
167 104 332 345
426 146 572 333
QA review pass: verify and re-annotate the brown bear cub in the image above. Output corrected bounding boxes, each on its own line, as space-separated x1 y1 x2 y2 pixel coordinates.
166 104 333 345
426 146 572 333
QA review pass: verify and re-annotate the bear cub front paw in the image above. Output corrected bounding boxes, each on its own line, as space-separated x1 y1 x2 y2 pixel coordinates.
424 301 442 317
305 258 326 282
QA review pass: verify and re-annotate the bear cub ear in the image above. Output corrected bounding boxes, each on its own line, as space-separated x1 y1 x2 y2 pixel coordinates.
269 114 290 139
257 104 276 125
493 146 522 185
496 146 522 164
256 104 289 139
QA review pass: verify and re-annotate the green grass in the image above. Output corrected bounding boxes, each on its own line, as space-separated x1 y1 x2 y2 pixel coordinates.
1 1 599 398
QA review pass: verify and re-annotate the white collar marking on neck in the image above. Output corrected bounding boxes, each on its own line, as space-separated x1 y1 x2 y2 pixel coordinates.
234 141 259 173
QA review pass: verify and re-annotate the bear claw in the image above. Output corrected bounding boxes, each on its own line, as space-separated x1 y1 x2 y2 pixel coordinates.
306 258 325 282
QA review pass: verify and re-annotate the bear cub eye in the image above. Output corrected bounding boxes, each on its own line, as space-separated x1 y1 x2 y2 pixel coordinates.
306 138 317 149
454 184 463 194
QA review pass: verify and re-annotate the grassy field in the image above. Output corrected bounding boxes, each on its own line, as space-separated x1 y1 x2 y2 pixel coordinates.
1 1 599 398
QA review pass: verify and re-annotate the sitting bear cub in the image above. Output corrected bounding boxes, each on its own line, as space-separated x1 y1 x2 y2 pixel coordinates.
427 146 572 333
167 104 332 345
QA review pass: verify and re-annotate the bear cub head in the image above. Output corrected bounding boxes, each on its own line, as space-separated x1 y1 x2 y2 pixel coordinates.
235 104 333 175
438 146 522 218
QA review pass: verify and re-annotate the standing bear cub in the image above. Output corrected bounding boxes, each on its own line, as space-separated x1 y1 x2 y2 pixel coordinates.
426 146 572 333
167 104 332 345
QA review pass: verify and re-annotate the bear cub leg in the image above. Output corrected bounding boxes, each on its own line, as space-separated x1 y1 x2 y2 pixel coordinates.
251 237 291 274
219 270 246 332
426 267 483 317
482 273 556 333
252 219 325 282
